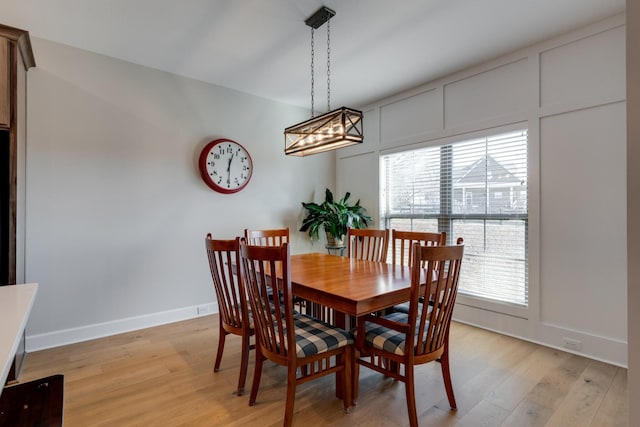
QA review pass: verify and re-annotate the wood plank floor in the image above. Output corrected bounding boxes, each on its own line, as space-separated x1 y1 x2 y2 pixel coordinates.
20 315 627 426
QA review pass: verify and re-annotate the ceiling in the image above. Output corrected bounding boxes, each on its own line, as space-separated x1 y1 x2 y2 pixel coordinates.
0 0 625 109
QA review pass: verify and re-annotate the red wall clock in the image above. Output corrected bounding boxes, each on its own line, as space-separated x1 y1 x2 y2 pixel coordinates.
198 139 253 194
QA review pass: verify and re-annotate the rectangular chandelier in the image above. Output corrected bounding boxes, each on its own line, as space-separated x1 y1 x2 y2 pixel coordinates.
284 106 363 156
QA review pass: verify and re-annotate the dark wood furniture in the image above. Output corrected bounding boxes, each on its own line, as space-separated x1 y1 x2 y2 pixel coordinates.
205 235 254 396
244 228 289 246
389 229 447 314
355 243 464 427
288 253 416 321
391 229 447 267
0 23 35 287
0 375 64 426
346 228 389 262
239 242 354 427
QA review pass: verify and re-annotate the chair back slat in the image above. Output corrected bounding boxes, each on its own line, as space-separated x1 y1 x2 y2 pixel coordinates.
347 228 389 262
244 228 290 247
409 242 464 357
205 235 247 331
391 229 446 267
240 241 294 359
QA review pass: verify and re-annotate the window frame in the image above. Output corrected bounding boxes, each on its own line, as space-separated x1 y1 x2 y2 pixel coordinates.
379 123 530 319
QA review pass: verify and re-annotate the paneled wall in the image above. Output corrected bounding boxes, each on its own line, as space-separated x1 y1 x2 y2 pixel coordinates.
337 15 627 365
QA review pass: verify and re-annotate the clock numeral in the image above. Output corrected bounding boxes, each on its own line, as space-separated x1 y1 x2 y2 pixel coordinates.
213 154 220 160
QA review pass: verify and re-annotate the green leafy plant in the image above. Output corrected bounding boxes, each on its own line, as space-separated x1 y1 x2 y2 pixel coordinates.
300 188 372 242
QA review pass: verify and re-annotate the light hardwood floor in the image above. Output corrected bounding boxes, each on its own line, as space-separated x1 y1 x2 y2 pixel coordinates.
20 315 627 426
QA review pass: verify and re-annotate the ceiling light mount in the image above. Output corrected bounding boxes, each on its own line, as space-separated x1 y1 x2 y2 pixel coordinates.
304 6 335 29
285 6 363 157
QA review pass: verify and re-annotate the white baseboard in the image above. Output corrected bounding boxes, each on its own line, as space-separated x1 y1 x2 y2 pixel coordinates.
453 304 627 368
26 302 218 352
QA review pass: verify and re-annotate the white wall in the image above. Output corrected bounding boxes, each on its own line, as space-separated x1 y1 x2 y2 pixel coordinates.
627 0 639 423
24 38 335 350
337 15 628 366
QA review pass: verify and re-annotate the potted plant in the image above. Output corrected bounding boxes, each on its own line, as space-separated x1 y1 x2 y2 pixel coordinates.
300 188 372 246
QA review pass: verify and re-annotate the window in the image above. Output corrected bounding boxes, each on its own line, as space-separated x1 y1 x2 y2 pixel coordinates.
381 129 528 307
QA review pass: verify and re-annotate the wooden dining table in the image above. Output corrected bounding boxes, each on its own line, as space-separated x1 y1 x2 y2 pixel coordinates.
288 252 417 327
286 252 431 406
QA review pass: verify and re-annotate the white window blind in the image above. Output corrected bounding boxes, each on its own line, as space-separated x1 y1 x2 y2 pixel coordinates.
381 129 528 306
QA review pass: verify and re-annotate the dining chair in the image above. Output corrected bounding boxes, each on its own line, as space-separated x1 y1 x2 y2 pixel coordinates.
390 229 447 314
239 241 354 426
391 229 447 266
205 234 254 396
244 228 289 246
355 242 464 427
244 227 309 312
346 228 389 262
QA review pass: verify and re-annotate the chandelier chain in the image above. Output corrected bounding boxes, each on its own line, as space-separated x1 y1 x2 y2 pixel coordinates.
310 27 315 117
327 17 331 112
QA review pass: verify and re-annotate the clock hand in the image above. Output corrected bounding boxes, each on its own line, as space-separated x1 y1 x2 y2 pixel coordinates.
227 154 233 184
227 154 233 172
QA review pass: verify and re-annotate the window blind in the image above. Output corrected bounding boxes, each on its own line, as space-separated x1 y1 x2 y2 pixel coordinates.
381 129 528 306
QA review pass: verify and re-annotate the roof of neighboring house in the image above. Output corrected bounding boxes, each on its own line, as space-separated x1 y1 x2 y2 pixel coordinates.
454 155 523 186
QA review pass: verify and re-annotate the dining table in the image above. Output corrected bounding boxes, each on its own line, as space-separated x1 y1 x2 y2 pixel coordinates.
238 250 435 406
286 252 429 405
288 252 418 328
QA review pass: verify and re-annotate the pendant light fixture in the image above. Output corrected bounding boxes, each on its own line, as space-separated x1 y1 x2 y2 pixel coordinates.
284 6 363 156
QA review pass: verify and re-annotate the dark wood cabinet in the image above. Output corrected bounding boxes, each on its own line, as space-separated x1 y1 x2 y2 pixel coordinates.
0 375 64 426
0 38 9 128
0 24 34 287
0 23 34 389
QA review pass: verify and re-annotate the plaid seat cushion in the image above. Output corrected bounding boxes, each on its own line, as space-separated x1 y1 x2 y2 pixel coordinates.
284 314 354 358
363 311 427 356
227 308 254 330
392 302 410 314
245 308 254 330
267 303 298 317
393 299 429 314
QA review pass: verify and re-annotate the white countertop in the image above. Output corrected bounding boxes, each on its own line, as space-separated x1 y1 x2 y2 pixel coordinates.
0 283 38 394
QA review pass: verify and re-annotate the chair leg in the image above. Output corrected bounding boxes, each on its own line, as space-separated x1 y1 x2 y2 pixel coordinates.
404 366 418 427
283 365 298 427
389 360 399 377
353 350 360 406
249 349 264 406
214 324 227 372
342 346 353 412
236 332 250 396
440 342 457 410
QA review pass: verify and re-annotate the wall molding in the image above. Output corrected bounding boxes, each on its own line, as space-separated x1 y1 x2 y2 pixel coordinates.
26 303 218 352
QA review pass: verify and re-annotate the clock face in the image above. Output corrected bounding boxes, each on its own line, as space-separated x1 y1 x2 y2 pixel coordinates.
198 139 253 194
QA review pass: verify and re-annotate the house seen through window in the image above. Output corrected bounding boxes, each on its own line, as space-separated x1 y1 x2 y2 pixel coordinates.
380 129 528 307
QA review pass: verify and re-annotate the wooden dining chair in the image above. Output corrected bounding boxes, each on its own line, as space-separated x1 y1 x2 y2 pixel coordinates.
239 241 354 426
244 228 289 246
390 229 447 314
355 242 464 427
346 228 389 262
244 227 309 312
204 234 254 396
391 229 447 267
